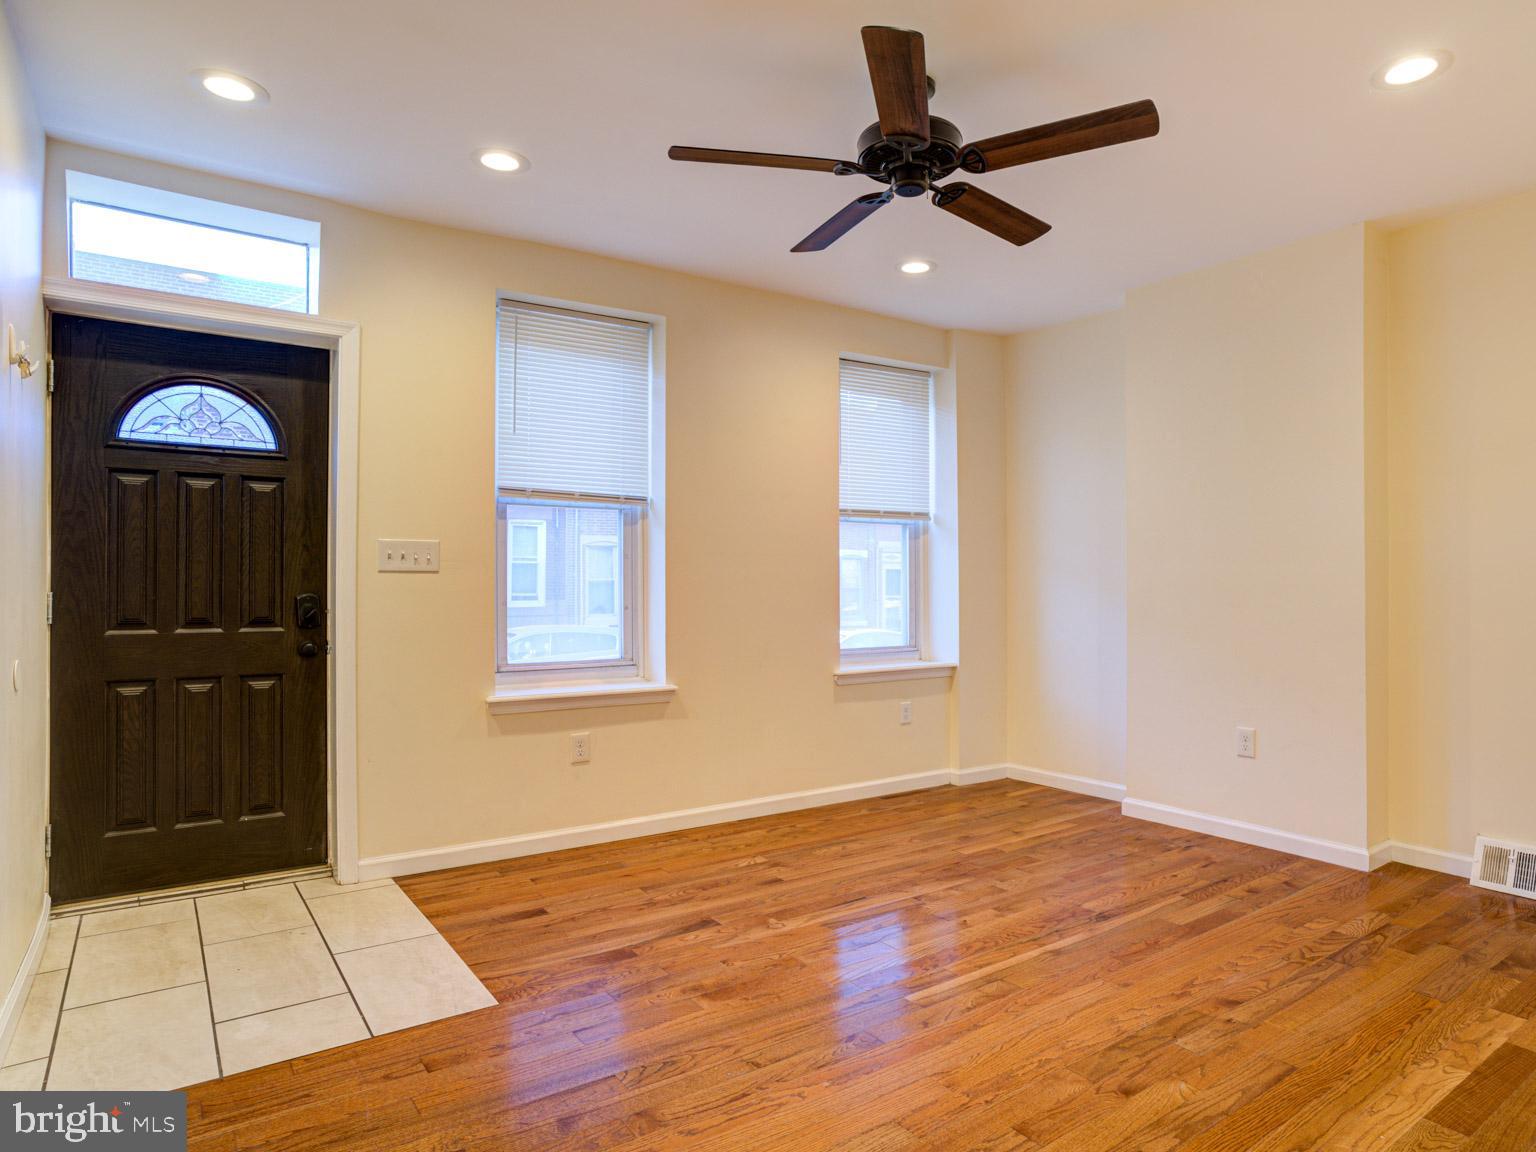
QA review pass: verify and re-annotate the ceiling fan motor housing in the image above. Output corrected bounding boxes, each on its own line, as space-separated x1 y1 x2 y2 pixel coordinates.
856 115 964 195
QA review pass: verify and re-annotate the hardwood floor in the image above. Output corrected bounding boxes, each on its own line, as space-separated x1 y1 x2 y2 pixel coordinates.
183 781 1536 1150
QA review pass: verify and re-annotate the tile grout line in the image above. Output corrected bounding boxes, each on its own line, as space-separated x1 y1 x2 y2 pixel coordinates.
72 909 197 941
296 882 376 1039
57 979 209 1016
202 920 334 949
214 991 360 1028
296 879 394 905
192 897 224 1079
329 930 440 958
39 919 83 1090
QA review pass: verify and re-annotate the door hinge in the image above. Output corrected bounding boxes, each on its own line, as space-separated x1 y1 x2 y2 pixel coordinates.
46 358 55 394
44 824 51 859
45 591 53 626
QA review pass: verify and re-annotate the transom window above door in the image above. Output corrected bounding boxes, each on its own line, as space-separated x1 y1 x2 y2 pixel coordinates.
66 170 321 314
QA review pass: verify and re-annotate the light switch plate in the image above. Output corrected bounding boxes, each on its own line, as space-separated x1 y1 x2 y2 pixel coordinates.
378 539 440 572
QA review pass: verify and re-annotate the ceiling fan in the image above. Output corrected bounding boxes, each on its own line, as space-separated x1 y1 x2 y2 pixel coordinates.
668 26 1159 252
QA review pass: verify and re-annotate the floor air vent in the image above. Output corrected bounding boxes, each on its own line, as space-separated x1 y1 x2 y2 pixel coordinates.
1471 836 1536 898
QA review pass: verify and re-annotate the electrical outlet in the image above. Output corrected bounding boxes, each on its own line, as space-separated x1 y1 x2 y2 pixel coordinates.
899 700 913 725
377 539 440 572
570 731 591 764
1236 727 1257 758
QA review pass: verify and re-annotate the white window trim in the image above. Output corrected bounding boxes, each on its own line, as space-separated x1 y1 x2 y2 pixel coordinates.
486 679 678 715
65 170 322 314
833 661 956 686
489 293 668 711
505 518 547 608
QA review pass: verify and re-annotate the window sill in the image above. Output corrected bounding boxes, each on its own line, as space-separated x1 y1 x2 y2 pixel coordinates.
833 661 956 686
486 680 677 715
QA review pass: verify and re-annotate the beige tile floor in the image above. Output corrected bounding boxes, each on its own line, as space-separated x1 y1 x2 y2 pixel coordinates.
0 878 494 1091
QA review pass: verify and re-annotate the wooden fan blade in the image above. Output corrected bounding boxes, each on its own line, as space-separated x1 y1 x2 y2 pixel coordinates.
861 26 929 144
960 99 1160 173
791 193 891 252
932 183 1050 246
667 146 848 173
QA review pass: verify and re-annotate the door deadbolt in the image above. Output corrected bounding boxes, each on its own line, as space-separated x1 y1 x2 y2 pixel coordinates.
295 593 323 630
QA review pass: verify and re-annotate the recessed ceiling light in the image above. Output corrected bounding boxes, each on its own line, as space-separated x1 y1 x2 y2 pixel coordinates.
477 148 527 173
178 272 211 283
1373 50 1452 89
900 259 933 275
195 70 269 104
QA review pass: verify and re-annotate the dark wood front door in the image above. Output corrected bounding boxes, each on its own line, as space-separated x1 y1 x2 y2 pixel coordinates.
50 315 330 903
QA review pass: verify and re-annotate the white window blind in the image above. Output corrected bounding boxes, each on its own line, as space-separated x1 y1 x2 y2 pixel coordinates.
496 301 652 501
839 359 932 517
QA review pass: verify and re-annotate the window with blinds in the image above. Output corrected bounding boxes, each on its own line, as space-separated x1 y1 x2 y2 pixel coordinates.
495 300 654 677
838 359 932 659
838 359 932 517
496 301 652 501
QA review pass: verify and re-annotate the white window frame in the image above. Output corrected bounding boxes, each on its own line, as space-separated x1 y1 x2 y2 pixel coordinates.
65 171 322 314
489 293 669 706
838 515 927 663
496 499 642 680
504 518 547 608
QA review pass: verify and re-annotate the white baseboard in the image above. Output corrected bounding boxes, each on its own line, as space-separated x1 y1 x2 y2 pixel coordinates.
1380 840 1474 879
357 769 955 880
1121 797 1373 871
0 896 51 1064
358 758 1477 887
1006 764 1126 802
951 764 1011 786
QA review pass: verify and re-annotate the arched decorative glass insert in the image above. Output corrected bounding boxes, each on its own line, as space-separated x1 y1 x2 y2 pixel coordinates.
117 380 279 451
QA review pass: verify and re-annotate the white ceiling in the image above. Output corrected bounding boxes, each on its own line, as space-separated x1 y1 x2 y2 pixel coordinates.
11 0 1536 332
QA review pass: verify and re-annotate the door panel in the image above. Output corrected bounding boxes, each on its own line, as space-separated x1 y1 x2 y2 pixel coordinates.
50 315 330 902
241 675 284 817
239 479 284 629
107 471 156 630
175 678 223 824
107 682 156 833
177 477 223 630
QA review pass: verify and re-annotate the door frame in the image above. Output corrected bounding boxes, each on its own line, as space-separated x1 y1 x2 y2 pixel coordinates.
42 276 362 885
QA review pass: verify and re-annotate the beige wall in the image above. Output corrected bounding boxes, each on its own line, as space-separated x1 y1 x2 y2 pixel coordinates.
945 331 1008 773
1124 226 1376 850
1004 313 1126 786
43 141 1007 866
1364 225 1390 849
0 0 47 998
1387 186 1536 860
1004 199 1536 869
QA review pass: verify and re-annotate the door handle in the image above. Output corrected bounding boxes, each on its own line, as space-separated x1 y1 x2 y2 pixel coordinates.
295 593 323 630
298 640 320 659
